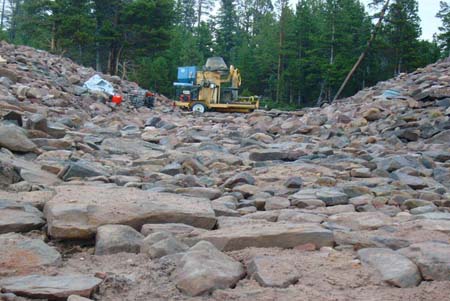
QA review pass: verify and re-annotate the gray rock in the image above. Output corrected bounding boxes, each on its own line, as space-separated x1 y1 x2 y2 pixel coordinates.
316 190 349 206
391 172 428 190
327 212 392 231
0 67 18 82
377 155 422 173
223 172 255 188
249 149 302 162
264 197 290 210
62 161 109 180
0 200 45 234
409 205 437 215
175 187 222 200
19 167 61 186
0 233 61 275
211 199 240 217
95 224 144 255
0 163 21 186
160 162 183 176
46 122 67 138
403 199 434 210
186 223 334 251
284 176 303 189
357 248 421 288
174 241 245 296
141 233 188 259
140 223 206 238
399 241 450 281
248 256 300 288
26 114 48 132
0 123 37 153
414 212 450 220
0 275 102 300
427 129 450 144
433 167 450 187
277 210 325 224
424 151 450 162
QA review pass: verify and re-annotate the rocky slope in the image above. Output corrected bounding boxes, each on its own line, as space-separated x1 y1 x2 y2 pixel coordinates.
0 41 450 300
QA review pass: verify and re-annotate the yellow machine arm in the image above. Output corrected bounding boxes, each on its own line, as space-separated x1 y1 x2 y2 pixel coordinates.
222 65 242 88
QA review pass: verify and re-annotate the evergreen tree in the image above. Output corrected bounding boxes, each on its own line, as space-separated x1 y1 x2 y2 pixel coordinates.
215 0 240 63
437 0 450 57
384 0 421 74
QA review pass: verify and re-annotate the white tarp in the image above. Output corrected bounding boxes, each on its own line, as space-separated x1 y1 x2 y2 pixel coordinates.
83 75 114 95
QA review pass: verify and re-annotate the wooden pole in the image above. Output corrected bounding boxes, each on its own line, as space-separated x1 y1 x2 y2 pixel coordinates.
332 0 390 103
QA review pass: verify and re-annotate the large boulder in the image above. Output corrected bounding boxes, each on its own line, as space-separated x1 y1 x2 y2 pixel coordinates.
174 241 245 296
0 275 102 300
186 223 334 251
0 233 61 276
0 123 37 153
399 241 450 281
357 248 421 288
44 186 217 240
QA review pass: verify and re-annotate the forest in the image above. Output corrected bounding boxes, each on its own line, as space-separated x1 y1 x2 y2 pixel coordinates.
1 0 450 108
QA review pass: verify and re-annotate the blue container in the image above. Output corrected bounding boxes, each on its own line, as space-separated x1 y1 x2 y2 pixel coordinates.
177 66 197 83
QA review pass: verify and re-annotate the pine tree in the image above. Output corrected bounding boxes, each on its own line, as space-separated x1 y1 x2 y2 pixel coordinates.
437 0 450 57
215 0 240 63
384 0 421 74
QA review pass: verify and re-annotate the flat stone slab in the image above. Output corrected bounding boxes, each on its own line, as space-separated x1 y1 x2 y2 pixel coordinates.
0 200 45 234
44 186 217 240
187 222 334 251
0 233 61 276
0 152 60 186
358 248 421 288
0 190 55 210
0 275 102 300
327 212 392 231
248 256 300 288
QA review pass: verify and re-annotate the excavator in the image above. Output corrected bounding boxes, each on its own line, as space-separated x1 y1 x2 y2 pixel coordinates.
173 57 259 113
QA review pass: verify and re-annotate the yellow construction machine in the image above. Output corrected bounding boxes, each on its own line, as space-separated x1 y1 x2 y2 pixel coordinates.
173 57 259 113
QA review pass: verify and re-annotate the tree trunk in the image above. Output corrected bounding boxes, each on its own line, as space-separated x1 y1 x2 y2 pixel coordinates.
330 21 335 65
9 0 20 42
197 0 202 29
276 5 285 103
1 0 6 30
96 42 101 72
107 49 112 74
332 0 390 102
51 22 56 52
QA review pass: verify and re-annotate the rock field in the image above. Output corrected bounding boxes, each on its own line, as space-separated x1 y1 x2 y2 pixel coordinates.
0 41 449 300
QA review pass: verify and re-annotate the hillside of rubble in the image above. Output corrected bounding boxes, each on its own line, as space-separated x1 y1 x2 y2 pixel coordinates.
0 41 449 301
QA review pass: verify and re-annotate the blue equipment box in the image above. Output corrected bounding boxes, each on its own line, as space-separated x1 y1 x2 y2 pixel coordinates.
177 66 197 83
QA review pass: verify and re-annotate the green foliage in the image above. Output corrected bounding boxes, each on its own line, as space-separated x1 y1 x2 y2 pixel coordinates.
437 1 450 56
2 0 441 110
